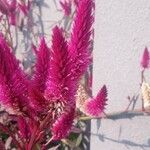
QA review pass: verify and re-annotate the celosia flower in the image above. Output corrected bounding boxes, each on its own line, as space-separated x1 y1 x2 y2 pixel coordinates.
51 108 75 140
60 0 72 16
76 84 108 117
0 0 29 26
141 47 150 69
73 0 79 6
68 0 94 81
0 0 98 148
0 34 34 117
32 37 50 93
85 85 108 117
141 82 150 108
44 26 76 139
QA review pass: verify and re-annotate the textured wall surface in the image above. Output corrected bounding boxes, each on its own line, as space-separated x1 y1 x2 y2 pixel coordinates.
91 0 150 150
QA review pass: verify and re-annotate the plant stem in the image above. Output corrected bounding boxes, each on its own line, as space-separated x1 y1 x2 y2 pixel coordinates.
79 107 150 121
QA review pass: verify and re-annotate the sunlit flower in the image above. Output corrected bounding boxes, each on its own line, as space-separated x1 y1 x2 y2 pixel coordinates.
85 85 108 117
60 0 72 16
141 47 150 69
0 0 98 148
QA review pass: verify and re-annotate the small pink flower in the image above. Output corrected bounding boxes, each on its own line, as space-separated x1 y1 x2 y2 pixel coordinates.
85 85 108 117
51 108 75 140
60 0 72 16
141 47 150 69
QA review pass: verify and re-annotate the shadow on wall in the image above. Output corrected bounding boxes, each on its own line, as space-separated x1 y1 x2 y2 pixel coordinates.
91 112 150 150
93 133 150 150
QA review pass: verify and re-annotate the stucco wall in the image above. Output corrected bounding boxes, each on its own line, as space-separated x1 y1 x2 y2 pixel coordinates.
91 0 150 150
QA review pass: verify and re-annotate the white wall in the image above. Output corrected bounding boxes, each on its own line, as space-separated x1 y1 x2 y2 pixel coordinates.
91 0 150 150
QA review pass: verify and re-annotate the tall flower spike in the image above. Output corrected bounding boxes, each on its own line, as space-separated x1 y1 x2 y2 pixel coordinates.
0 34 33 116
85 85 108 117
45 26 76 140
141 47 149 69
32 37 50 93
8 0 17 25
30 37 50 113
60 0 72 16
45 26 70 100
0 0 8 14
51 108 75 140
68 0 94 81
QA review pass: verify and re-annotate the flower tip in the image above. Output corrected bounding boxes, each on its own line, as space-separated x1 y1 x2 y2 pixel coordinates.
85 85 108 117
141 47 150 69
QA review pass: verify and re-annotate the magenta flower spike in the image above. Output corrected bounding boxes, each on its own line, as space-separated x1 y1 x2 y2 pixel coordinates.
141 47 150 69
45 26 69 99
0 34 33 116
51 108 75 140
43 26 75 140
18 2 29 16
0 0 97 148
85 85 108 117
32 37 50 93
0 0 8 14
60 0 72 16
68 0 94 81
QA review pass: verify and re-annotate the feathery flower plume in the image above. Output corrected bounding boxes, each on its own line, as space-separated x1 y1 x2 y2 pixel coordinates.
68 0 94 81
141 47 149 69
60 0 72 16
0 0 29 26
0 0 97 148
8 0 17 25
47 0 95 138
32 37 50 93
0 34 33 116
0 0 8 14
85 85 107 117
30 37 50 113
52 108 75 140
45 26 76 139
73 0 79 6
45 26 70 100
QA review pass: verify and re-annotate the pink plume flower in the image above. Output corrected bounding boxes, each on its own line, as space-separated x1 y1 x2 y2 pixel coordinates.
5 0 17 25
0 34 34 116
45 26 69 99
141 47 150 69
18 2 29 16
85 85 108 117
51 108 75 140
0 0 29 26
0 0 9 14
32 37 50 93
0 0 96 146
45 26 77 139
68 0 94 81
73 0 79 6
60 0 72 16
